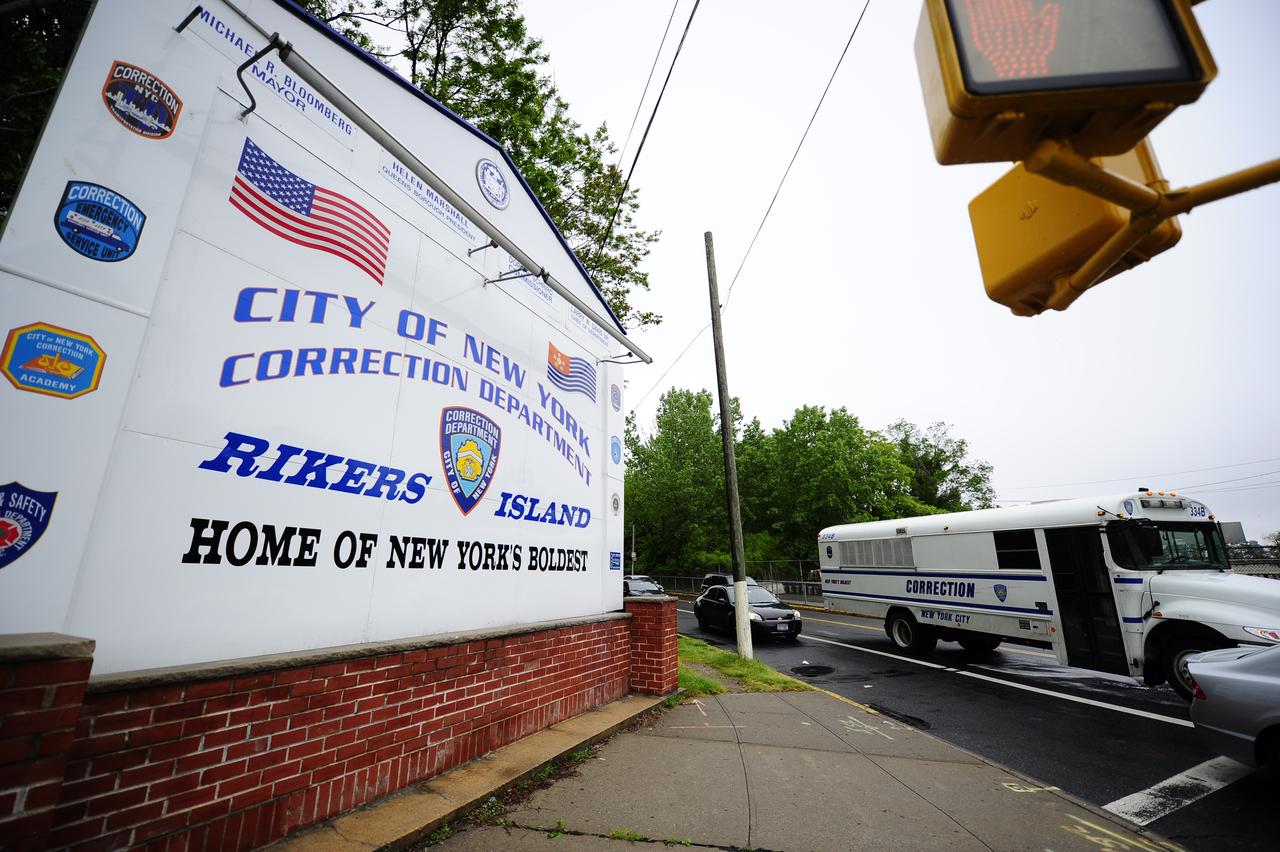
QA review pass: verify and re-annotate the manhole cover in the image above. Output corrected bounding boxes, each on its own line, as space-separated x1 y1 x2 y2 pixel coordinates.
790 665 834 677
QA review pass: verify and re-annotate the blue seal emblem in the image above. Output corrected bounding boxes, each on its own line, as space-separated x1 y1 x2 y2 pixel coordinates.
610 436 622 465
610 384 621 412
993 583 1008 603
476 159 510 210
54 181 145 261
440 407 501 515
1123 500 1135 515
0 482 57 571
102 60 183 140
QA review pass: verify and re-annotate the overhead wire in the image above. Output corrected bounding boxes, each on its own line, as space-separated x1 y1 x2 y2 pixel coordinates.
1000 456 1280 491
593 0 701 264
629 0 873 414
722 0 872 310
617 0 681 169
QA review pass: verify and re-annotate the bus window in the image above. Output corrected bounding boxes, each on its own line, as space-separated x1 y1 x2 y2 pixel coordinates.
1106 522 1227 570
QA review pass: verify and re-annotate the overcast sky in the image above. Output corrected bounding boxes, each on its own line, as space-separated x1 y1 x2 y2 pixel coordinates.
512 0 1279 539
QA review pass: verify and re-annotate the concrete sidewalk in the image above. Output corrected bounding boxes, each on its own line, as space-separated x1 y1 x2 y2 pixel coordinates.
421 690 1180 851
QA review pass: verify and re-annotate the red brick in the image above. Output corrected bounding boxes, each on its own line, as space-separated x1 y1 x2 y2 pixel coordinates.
81 694 128 716
179 714 228 738
273 668 313 686
228 783 273 813
215 771 262 799
86 784 148 817
232 674 274 693
175 749 223 774
199 759 247 785
37 728 76 756
71 731 129 758
187 798 231 826
87 746 148 775
268 698 310 719
166 784 217 814
47 815 106 847
184 680 232 700
132 812 188 844
152 701 205 724
288 680 326 698
148 736 203 762
0 736 33 764
126 720 185 749
105 798 164 831
13 659 93 687
225 738 270 761
146 771 201 801
201 726 247 750
272 773 310 797
259 759 301 785
0 687 49 714
23 779 64 809
127 686 186 710
117 759 176 789
2 705 81 736
0 755 64 787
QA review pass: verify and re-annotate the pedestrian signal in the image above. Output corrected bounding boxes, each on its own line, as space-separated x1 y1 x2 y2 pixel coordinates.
969 140 1180 315
916 0 1215 164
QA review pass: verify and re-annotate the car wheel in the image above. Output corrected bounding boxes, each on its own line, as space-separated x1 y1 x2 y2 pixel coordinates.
1164 638 1227 702
887 612 937 654
957 634 1001 654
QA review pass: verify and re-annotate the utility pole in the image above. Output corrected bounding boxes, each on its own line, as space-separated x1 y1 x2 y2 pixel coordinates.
630 523 636 576
704 232 753 660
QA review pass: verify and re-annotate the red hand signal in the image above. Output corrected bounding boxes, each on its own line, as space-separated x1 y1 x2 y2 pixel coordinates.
964 0 1061 80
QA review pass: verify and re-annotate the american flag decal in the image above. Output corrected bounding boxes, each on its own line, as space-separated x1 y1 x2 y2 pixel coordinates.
228 138 389 284
546 342 597 402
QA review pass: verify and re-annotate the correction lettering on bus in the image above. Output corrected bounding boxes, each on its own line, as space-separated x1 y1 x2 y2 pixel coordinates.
905 579 976 599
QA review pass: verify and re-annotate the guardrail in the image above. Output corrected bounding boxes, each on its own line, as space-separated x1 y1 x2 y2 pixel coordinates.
649 575 827 606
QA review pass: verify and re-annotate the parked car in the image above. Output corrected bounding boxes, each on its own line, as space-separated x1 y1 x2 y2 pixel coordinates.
623 575 665 596
1187 644 1280 768
693 584 802 641
700 573 760 590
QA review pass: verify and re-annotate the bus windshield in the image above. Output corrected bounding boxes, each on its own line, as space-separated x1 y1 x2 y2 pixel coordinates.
1106 521 1228 570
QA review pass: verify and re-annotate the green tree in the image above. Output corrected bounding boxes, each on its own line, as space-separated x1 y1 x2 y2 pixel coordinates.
885 420 995 512
0 0 90 218
625 389 728 574
302 0 660 329
762 407 932 561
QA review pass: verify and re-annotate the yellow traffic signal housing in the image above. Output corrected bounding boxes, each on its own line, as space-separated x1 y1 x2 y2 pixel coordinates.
969 140 1181 316
916 0 1216 164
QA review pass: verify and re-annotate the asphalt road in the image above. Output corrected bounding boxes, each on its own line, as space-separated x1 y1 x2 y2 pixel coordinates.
676 603 1278 852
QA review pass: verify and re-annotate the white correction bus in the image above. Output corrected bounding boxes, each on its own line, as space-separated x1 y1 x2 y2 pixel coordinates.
817 492 1280 699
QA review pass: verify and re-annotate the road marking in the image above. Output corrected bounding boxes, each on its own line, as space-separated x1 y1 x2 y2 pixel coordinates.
1061 814 1186 851
801 635 1194 728
1102 757 1254 826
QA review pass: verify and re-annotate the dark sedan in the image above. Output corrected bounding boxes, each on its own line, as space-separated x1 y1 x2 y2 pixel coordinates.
693 584 802 641
623 575 665 596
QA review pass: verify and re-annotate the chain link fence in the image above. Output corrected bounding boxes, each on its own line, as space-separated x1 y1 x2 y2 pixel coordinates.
647 560 825 606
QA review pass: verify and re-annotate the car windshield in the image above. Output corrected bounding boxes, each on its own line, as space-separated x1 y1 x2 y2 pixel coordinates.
627 580 660 592
726 587 783 606
1106 521 1228 570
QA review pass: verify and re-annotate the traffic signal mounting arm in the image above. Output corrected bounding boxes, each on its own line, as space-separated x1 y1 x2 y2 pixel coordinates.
1024 141 1280 312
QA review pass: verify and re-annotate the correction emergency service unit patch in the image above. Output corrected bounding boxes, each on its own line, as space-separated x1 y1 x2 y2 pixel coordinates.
101 60 183 139
53 181 146 262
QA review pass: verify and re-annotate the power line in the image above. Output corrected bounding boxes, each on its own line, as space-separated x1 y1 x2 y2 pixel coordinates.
629 1 873 413
617 0 681 170
593 0 701 263
723 0 872 309
1000 456 1280 491
1172 469 1280 491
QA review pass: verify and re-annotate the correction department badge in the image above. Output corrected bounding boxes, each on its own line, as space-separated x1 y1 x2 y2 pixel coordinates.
610 384 622 412
610 436 622 465
54 181 145 261
994 583 1008 603
439 407 501 515
0 482 57 571
101 60 183 139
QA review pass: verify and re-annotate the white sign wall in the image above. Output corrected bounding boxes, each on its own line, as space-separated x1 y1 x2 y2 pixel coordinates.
0 0 630 674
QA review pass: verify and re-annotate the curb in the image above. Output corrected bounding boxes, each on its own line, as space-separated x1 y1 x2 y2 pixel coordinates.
267 693 668 852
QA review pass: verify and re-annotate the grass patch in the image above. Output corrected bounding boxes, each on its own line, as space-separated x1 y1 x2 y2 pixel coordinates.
608 828 648 842
677 636 811 693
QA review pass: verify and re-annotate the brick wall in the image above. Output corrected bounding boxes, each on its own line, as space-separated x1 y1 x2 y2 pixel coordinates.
0 608 681 851
0 634 96 852
624 597 678 696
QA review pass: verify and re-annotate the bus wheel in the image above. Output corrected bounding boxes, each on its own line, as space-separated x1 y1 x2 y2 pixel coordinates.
887 612 937 654
1164 638 1225 702
957 634 1001 654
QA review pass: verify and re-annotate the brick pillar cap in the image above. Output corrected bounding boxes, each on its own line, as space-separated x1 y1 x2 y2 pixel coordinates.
623 595 677 604
0 632 96 662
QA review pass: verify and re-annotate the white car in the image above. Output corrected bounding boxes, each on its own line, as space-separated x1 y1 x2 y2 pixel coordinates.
1187 644 1280 768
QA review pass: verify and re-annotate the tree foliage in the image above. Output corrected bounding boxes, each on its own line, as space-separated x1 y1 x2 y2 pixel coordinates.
0 0 90 218
302 0 660 329
885 420 995 512
626 390 996 574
